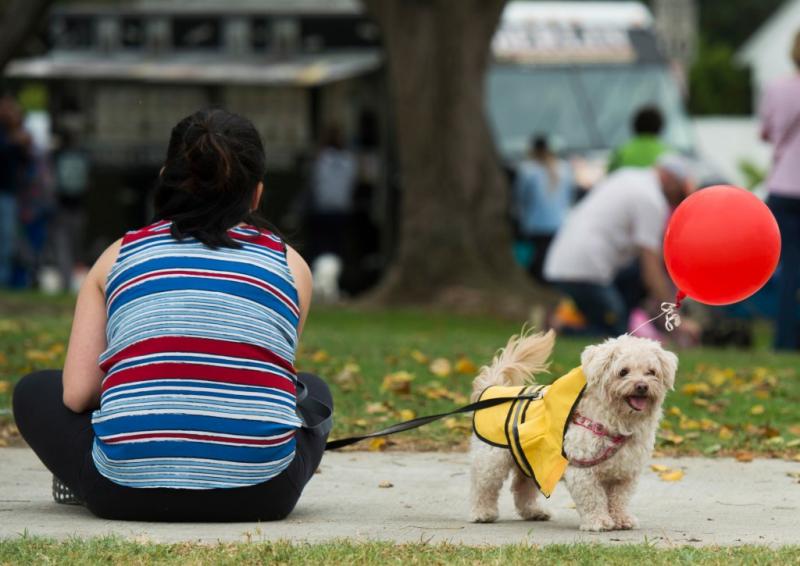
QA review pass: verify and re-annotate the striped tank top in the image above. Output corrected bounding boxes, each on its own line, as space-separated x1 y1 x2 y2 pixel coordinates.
91 220 303 489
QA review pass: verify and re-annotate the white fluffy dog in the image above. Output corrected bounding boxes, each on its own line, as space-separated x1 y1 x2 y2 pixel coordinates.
469 330 677 531
312 253 343 303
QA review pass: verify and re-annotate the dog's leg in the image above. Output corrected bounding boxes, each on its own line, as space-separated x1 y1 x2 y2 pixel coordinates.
564 468 615 531
511 468 550 521
469 441 509 523
606 477 639 530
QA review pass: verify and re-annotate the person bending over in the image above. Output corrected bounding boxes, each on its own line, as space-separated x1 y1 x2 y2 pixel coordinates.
544 154 693 337
13 108 330 521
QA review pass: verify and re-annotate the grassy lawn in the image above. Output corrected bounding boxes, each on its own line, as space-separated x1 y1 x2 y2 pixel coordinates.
1 292 799 457
1 538 798 565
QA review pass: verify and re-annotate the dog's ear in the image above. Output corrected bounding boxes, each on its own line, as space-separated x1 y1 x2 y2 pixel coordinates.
580 342 616 386
655 348 678 390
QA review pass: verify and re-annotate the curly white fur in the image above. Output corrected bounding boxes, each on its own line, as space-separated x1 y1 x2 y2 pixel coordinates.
469 332 678 531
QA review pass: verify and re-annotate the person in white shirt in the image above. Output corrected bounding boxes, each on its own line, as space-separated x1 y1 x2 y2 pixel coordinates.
544 154 694 336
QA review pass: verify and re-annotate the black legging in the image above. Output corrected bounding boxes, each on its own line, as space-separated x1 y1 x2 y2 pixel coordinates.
12 370 333 522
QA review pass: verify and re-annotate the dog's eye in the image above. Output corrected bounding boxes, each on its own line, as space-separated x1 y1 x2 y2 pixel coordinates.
647 368 656 376
619 368 629 377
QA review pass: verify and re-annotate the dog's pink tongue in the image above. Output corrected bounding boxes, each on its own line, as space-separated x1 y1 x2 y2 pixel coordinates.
629 396 648 411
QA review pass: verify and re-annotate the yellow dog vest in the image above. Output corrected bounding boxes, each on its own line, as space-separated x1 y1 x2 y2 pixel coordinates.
473 367 586 497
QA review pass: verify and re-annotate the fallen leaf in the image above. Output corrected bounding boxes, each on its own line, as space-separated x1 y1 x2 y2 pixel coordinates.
766 436 785 446
719 426 734 440
668 406 683 416
704 444 722 455
0 353 6 365
333 363 362 391
788 425 800 436
369 438 387 452
750 405 765 416
410 350 429 365
650 464 669 472
454 357 478 375
0 380 9 394
786 439 800 448
398 409 416 421
366 402 389 414
682 383 711 396
353 419 368 427
25 350 55 362
735 451 755 463
429 358 452 377
787 472 800 481
660 432 684 445
381 371 414 394
659 469 684 482
310 350 330 363
692 398 710 407
754 390 770 400
378 480 394 488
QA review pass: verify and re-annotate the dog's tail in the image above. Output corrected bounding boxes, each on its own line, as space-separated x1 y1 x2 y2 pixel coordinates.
470 329 555 402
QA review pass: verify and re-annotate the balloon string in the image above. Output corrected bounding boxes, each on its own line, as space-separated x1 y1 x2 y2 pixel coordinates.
627 301 682 336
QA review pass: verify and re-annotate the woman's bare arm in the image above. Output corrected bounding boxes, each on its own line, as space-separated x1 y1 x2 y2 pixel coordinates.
285 244 312 336
62 239 121 413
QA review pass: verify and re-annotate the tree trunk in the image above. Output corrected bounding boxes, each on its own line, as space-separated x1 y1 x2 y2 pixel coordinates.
0 0 53 72
363 0 544 313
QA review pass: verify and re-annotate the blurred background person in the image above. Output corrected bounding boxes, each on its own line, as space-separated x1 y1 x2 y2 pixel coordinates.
15 115 54 289
0 94 31 288
760 29 800 351
513 134 574 282
309 123 357 264
52 129 90 292
608 105 670 173
544 154 694 337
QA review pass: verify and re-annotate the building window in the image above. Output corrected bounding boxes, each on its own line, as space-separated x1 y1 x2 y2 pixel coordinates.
51 16 95 50
172 18 221 49
121 18 146 49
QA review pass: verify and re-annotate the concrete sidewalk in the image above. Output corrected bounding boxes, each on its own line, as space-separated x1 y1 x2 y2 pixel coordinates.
1 448 799 547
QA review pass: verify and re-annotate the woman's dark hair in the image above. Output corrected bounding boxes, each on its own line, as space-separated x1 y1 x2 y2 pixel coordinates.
633 106 664 135
153 108 273 248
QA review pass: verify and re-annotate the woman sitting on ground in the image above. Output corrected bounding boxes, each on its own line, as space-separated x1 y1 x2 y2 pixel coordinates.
13 108 331 521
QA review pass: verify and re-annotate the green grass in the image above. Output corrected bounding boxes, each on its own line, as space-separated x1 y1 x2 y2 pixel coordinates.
0 537 798 565
1 292 799 456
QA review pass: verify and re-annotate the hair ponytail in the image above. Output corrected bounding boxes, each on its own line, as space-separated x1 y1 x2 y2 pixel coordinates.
153 108 275 248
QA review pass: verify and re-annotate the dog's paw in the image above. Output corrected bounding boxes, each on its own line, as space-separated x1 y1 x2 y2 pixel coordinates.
579 514 615 532
612 512 639 530
519 507 551 521
471 510 499 523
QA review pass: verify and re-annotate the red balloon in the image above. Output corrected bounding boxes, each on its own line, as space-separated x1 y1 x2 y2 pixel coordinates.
664 185 781 306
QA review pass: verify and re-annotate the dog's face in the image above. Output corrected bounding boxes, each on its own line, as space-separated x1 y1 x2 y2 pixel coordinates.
580 335 677 419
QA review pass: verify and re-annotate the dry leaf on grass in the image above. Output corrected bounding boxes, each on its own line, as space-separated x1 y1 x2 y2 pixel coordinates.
381 371 414 394
310 350 330 363
429 358 452 377
0 380 10 394
369 438 387 452
410 350 429 364
397 409 416 421
454 357 477 375
682 383 711 396
735 451 755 463
750 405 765 416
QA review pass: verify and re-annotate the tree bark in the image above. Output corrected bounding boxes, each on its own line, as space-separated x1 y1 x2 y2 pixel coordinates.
0 0 53 72
363 0 543 313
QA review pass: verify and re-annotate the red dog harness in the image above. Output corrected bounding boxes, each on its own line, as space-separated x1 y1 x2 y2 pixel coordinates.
568 412 630 468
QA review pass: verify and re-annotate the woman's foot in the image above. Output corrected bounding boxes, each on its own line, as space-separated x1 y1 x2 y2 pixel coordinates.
52 476 83 506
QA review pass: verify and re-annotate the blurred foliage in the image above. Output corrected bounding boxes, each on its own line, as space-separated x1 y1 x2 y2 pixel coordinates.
688 0 785 115
738 159 767 190
688 39 752 115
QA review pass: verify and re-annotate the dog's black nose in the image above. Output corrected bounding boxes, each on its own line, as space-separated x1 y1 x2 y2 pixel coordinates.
635 383 649 395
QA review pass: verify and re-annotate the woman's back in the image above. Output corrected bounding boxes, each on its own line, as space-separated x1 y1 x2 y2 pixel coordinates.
92 220 302 489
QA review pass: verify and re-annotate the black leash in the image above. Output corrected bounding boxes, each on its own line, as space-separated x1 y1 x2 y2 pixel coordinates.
322 390 544 451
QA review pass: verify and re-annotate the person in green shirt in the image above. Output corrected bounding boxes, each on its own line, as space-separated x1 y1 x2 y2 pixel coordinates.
607 106 669 172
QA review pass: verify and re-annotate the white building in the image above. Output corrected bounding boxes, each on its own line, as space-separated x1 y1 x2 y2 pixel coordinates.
737 0 800 100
